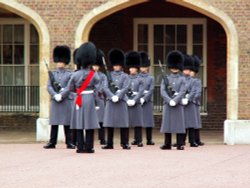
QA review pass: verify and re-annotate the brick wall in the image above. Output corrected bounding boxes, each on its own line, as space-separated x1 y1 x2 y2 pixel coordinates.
206 0 250 119
0 114 38 131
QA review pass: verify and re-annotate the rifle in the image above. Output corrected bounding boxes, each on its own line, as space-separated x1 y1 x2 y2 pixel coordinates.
158 60 175 98
102 57 119 94
43 58 62 93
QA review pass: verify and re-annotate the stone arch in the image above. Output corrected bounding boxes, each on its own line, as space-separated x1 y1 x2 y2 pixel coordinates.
0 0 50 118
75 0 238 121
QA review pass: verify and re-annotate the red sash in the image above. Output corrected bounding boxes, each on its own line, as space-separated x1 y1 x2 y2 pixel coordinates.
75 70 95 108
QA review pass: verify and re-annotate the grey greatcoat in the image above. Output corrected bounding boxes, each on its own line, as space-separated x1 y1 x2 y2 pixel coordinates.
67 69 100 130
139 72 155 128
127 74 144 127
160 73 186 134
95 71 107 123
103 71 130 128
192 78 202 129
48 68 73 125
183 75 199 129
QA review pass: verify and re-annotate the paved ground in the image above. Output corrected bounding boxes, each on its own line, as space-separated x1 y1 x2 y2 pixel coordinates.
1 129 250 188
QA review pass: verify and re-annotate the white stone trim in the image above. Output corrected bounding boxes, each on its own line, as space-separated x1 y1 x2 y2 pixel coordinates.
224 120 250 145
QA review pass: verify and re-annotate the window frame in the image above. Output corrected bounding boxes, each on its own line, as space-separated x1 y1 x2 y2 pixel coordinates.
133 18 207 87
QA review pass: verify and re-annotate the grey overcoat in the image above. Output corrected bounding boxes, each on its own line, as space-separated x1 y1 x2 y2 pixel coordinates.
103 71 130 128
47 68 73 125
139 72 155 128
67 69 100 130
127 74 144 127
160 73 186 134
183 75 199 129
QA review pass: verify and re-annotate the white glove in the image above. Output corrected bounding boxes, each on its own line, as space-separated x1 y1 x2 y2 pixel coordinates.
140 98 145 105
54 94 62 102
111 95 119 103
182 98 188 105
127 100 136 107
95 106 100 110
169 100 176 107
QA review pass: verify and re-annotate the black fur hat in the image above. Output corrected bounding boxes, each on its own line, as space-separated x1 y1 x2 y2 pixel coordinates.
76 42 97 69
73 48 81 70
192 55 201 73
108 48 125 67
53 45 71 64
73 48 78 65
183 54 194 70
166 50 184 70
139 51 150 67
125 51 141 68
93 49 104 67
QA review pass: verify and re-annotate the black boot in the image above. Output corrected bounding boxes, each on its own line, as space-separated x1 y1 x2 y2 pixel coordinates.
64 125 75 149
43 142 56 149
102 127 114 149
44 125 58 149
160 144 171 150
160 133 171 150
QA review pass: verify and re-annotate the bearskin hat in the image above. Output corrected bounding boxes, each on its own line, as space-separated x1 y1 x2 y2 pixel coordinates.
53 45 71 64
139 51 151 67
108 48 125 67
183 54 194 70
192 55 201 73
125 51 141 68
93 49 104 67
165 50 184 71
76 42 97 69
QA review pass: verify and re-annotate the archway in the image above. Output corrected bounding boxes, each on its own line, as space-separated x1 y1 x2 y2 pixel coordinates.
75 0 239 144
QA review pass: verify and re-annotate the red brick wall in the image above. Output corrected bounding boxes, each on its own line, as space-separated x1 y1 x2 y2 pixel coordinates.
89 1 227 130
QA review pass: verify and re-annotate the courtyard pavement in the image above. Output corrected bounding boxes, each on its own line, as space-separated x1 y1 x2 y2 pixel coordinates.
0 129 250 188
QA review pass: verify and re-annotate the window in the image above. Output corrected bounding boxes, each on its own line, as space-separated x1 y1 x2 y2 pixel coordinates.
0 19 39 86
134 18 207 113
0 19 39 112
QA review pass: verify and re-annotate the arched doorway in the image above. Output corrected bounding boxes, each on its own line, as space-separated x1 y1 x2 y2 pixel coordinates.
0 1 50 140
75 0 239 144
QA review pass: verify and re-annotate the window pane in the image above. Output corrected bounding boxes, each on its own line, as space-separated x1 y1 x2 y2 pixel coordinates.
177 45 187 54
165 25 175 44
154 25 163 43
193 45 203 61
154 66 164 85
0 66 2 84
30 45 39 64
177 25 187 44
3 66 13 85
30 24 39 44
3 25 13 43
29 66 39 86
0 45 1 64
154 45 164 65
14 45 24 64
193 25 203 44
138 45 148 52
138 24 148 43
15 66 25 85
0 26 2 43
3 45 13 64
14 25 24 44
196 66 204 84
165 45 175 57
